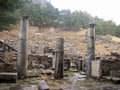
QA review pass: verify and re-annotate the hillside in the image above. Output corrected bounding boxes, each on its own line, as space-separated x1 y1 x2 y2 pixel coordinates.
0 26 120 57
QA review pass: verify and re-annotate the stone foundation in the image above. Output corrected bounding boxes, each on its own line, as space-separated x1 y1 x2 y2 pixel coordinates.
92 60 120 77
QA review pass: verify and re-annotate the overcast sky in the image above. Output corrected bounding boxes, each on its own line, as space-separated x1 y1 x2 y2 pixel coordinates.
50 0 120 25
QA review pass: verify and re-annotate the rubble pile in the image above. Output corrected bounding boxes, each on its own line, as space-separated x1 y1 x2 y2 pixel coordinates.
1 27 120 56
0 26 120 72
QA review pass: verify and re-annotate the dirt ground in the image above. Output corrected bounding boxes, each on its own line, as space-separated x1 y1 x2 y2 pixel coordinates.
0 72 120 90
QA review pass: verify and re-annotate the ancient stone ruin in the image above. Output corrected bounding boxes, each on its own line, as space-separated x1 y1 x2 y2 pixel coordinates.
0 16 120 90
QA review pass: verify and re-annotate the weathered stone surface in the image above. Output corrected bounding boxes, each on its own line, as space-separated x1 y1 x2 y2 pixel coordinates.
28 54 52 69
64 58 70 70
70 62 78 72
110 70 120 77
0 72 17 83
9 86 23 90
40 69 53 76
91 60 101 78
101 60 120 76
54 38 64 79
91 60 120 76
1 26 120 57
0 63 16 72
38 80 49 90
96 35 113 43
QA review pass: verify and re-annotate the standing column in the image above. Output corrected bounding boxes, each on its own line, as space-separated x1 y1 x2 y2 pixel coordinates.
17 15 29 79
54 38 64 79
52 53 56 69
86 23 96 77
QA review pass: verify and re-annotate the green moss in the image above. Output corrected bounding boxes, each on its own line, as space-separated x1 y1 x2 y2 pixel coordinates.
65 71 74 77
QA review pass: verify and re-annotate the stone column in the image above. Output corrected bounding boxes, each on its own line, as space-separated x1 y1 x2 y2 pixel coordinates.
52 53 56 69
17 15 29 79
86 23 96 77
54 38 64 79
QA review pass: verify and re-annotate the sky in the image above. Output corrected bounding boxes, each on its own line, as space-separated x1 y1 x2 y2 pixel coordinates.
50 0 120 25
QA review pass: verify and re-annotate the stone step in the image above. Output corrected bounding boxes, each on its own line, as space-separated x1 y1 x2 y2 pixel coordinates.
70 68 78 72
0 49 4 52
0 72 17 83
104 76 120 84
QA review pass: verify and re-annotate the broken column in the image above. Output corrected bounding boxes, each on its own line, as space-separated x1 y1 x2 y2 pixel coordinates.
17 15 29 79
86 23 96 77
54 38 64 79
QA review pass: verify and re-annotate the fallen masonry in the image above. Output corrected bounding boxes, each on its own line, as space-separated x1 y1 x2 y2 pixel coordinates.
0 21 120 90
0 37 120 84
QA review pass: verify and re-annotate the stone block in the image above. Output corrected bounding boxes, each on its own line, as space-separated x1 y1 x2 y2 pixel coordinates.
0 72 17 83
38 80 49 90
110 70 120 77
92 60 101 78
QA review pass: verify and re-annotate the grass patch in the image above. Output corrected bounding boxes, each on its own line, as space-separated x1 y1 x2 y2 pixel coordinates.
65 71 74 77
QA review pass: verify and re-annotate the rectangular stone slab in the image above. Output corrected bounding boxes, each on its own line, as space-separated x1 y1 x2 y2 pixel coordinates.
0 72 17 83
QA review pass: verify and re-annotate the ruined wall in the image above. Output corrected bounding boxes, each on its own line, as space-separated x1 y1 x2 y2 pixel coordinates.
101 60 120 76
28 54 52 69
0 51 17 72
28 54 71 70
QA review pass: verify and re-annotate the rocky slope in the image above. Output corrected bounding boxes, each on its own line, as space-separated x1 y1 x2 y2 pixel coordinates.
0 26 120 57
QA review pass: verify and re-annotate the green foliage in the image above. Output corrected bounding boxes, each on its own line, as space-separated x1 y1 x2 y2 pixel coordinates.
0 0 19 11
55 10 93 31
94 17 119 36
0 13 17 31
0 0 23 31
1 0 120 37
65 70 74 77
20 3 58 28
115 25 120 37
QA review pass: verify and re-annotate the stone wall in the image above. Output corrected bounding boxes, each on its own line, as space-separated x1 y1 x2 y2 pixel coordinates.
28 54 52 69
28 54 71 70
101 60 120 76
92 60 120 77
92 60 120 76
